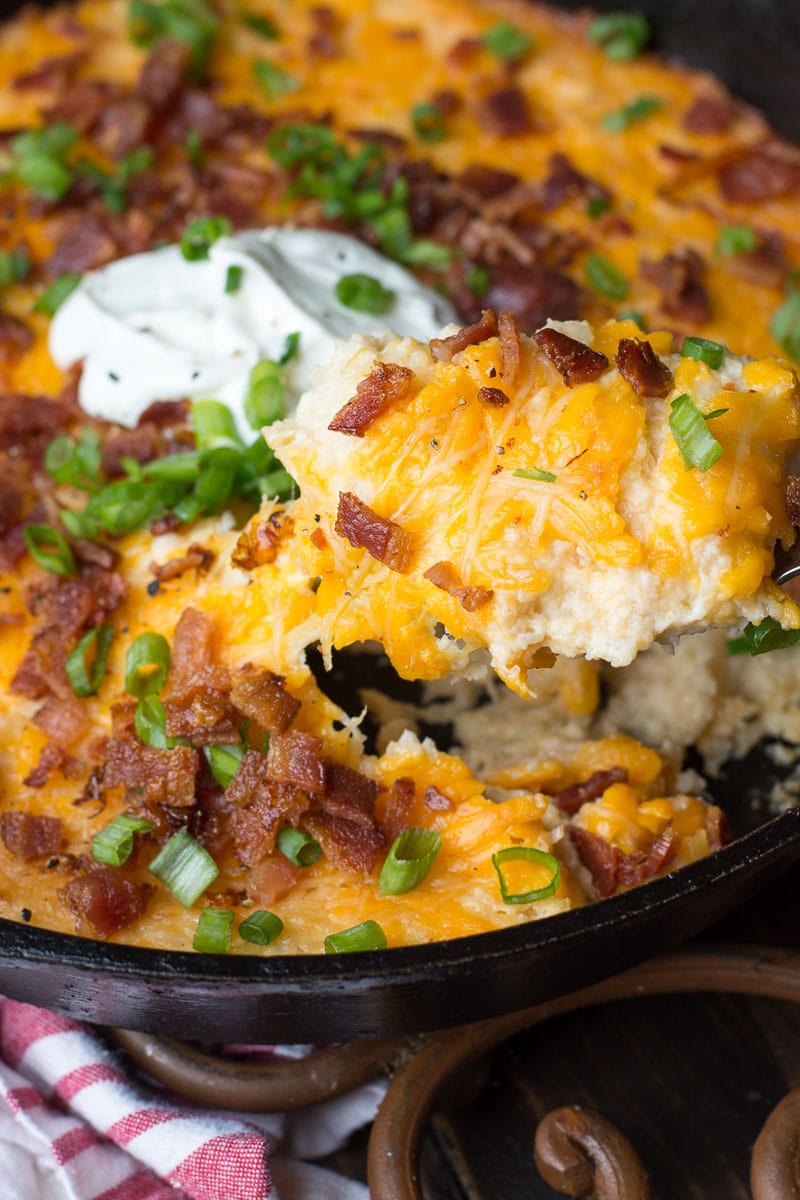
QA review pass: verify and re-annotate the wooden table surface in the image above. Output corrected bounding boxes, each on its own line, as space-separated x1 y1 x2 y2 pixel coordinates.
323 863 800 1197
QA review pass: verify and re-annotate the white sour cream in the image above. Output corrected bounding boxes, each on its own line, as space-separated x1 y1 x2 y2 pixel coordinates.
49 227 456 439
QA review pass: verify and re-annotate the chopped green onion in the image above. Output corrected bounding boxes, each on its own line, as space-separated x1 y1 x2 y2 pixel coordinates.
191 398 242 449
149 827 219 907
65 624 114 698
335 272 396 314
171 447 237 522
668 393 723 472
379 828 441 896
401 239 455 270
11 123 79 202
467 264 489 297
12 123 78 161
185 127 204 167
770 291 800 362
93 145 154 213
482 20 533 61
588 11 650 60
24 523 76 575
584 254 629 300
586 195 611 219
125 632 171 698
492 846 560 904
243 360 285 429
239 9 278 39
193 906 233 952
252 59 300 102
128 0 219 75
59 507 100 539
727 617 800 657
33 272 81 315
180 214 232 261
135 695 175 748
411 102 446 143
277 826 322 867
618 309 647 329
17 156 73 201
92 813 154 867
239 909 283 945
514 467 557 483
0 247 30 288
680 336 726 369
715 224 758 257
704 407 729 421
324 919 388 954
204 742 244 788
45 429 102 490
84 480 175 536
141 449 202 482
602 95 662 132
224 264 243 294
279 330 301 364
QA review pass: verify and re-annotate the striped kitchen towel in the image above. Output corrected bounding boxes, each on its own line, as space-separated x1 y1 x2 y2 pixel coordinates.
0 999 379 1199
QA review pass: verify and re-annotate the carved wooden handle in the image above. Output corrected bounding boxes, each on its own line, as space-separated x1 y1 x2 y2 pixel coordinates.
534 1106 651 1199
751 1087 800 1200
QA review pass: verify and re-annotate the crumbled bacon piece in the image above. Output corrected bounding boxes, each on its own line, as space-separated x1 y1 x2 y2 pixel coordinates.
165 693 239 746
424 560 494 612
615 338 673 398
328 362 415 436
304 810 385 874
266 731 326 794
61 868 152 938
102 426 160 477
567 825 620 898
232 511 293 570
541 152 611 212
619 825 677 887
33 695 87 747
93 98 150 159
683 94 735 135
151 543 214 583
135 39 192 109
786 479 800 527
13 51 85 91
72 539 119 571
322 761 379 827
0 812 62 860
458 163 520 200
23 742 69 788
45 79 115 133
0 393 71 451
497 310 521 385
476 87 531 138
230 665 300 735
229 774 310 864
723 239 788 289
137 399 190 428
447 36 480 67
477 386 510 406
430 310 497 362
554 768 628 817
104 738 199 807
334 492 413 574
704 805 729 853
641 249 711 326
379 776 416 842
534 327 609 386
245 855 299 905
0 476 24 536
0 315 33 364
484 264 582 335
45 212 117 278
424 785 453 812
718 146 800 203
167 607 221 699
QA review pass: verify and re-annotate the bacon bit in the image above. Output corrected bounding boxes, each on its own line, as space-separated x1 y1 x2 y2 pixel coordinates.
328 362 415 437
497 310 521 385
615 338 673 398
304 810 385 874
477 386 510 406
0 476 23 536
447 36 481 67
424 560 494 612
322 761 379 827
683 94 735 134
102 427 160 478
167 607 217 699
230 783 310 865
23 741 69 788
33 694 87 747
786 479 800 527
430 309 498 362
704 804 729 853
335 492 413 574
541 152 611 212
458 163 520 200
723 239 788 290
0 315 33 364
554 767 628 817
658 144 700 165
309 527 328 551
534 327 609 386
230 665 300 735
424 785 453 812
431 88 461 117
104 738 199 807
0 812 62 860
0 611 24 628
620 825 677 886
567 825 620 898
61 868 152 938
232 510 293 571
245 854 299 905
73 539 120 571
476 87 531 138
13 51 85 91
379 776 416 842
718 145 800 204
347 126 406 151
135 39 192 109
137 399 189 428
150 513 182 536
93 98 150 159
266 731 326 794
45 79 115 133
45 212 117 279
641 249 711 326
0 393 71 451
485 264 582 335
151 543 214 584
165 693 239 746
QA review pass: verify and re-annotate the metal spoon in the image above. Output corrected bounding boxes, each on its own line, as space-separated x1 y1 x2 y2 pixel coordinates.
773 544 800 587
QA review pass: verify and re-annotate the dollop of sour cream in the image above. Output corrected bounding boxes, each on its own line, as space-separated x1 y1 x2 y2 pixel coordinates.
49 227 456 439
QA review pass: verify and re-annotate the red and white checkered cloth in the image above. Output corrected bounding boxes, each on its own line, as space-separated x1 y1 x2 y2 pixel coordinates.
0 999 381 1199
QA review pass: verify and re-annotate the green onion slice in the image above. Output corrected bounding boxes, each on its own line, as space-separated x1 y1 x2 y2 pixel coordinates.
481 20 533 61
204 743 244 788
618 309 647 330
586 195 611 219
602 95 662 132
92 813 154 867
324 919 388 954
584 253 628 300
65 624 114 698
239 9 278 39
715 224 758 257
125 632 171 698
23 523 76 576
224 263 243 294
193 906 234 952
467 265 489 297
727 617 800 657
191 398 242 449
279 330 300 364
588 11 650 60
770 291 800 362
244 360 285 429
680 336 726 369
33 272 81 316
239 909 284 946
411 102 446 143
180 214 232 261
492 846 560 904
335 272 396 314
0 247 30 288
185 127 204 166
668 393 723 472
45 429 101 490
134 695 176 749
514 467 557 483
276 826 322 867
379 828 441 897
128 0 219 76
252 59 300 101
148 827 219 907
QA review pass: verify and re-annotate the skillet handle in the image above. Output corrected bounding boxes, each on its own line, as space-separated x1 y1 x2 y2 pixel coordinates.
534 1106 652 1199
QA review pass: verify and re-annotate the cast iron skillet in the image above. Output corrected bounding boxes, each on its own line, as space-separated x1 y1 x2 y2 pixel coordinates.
0 0 798 1043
